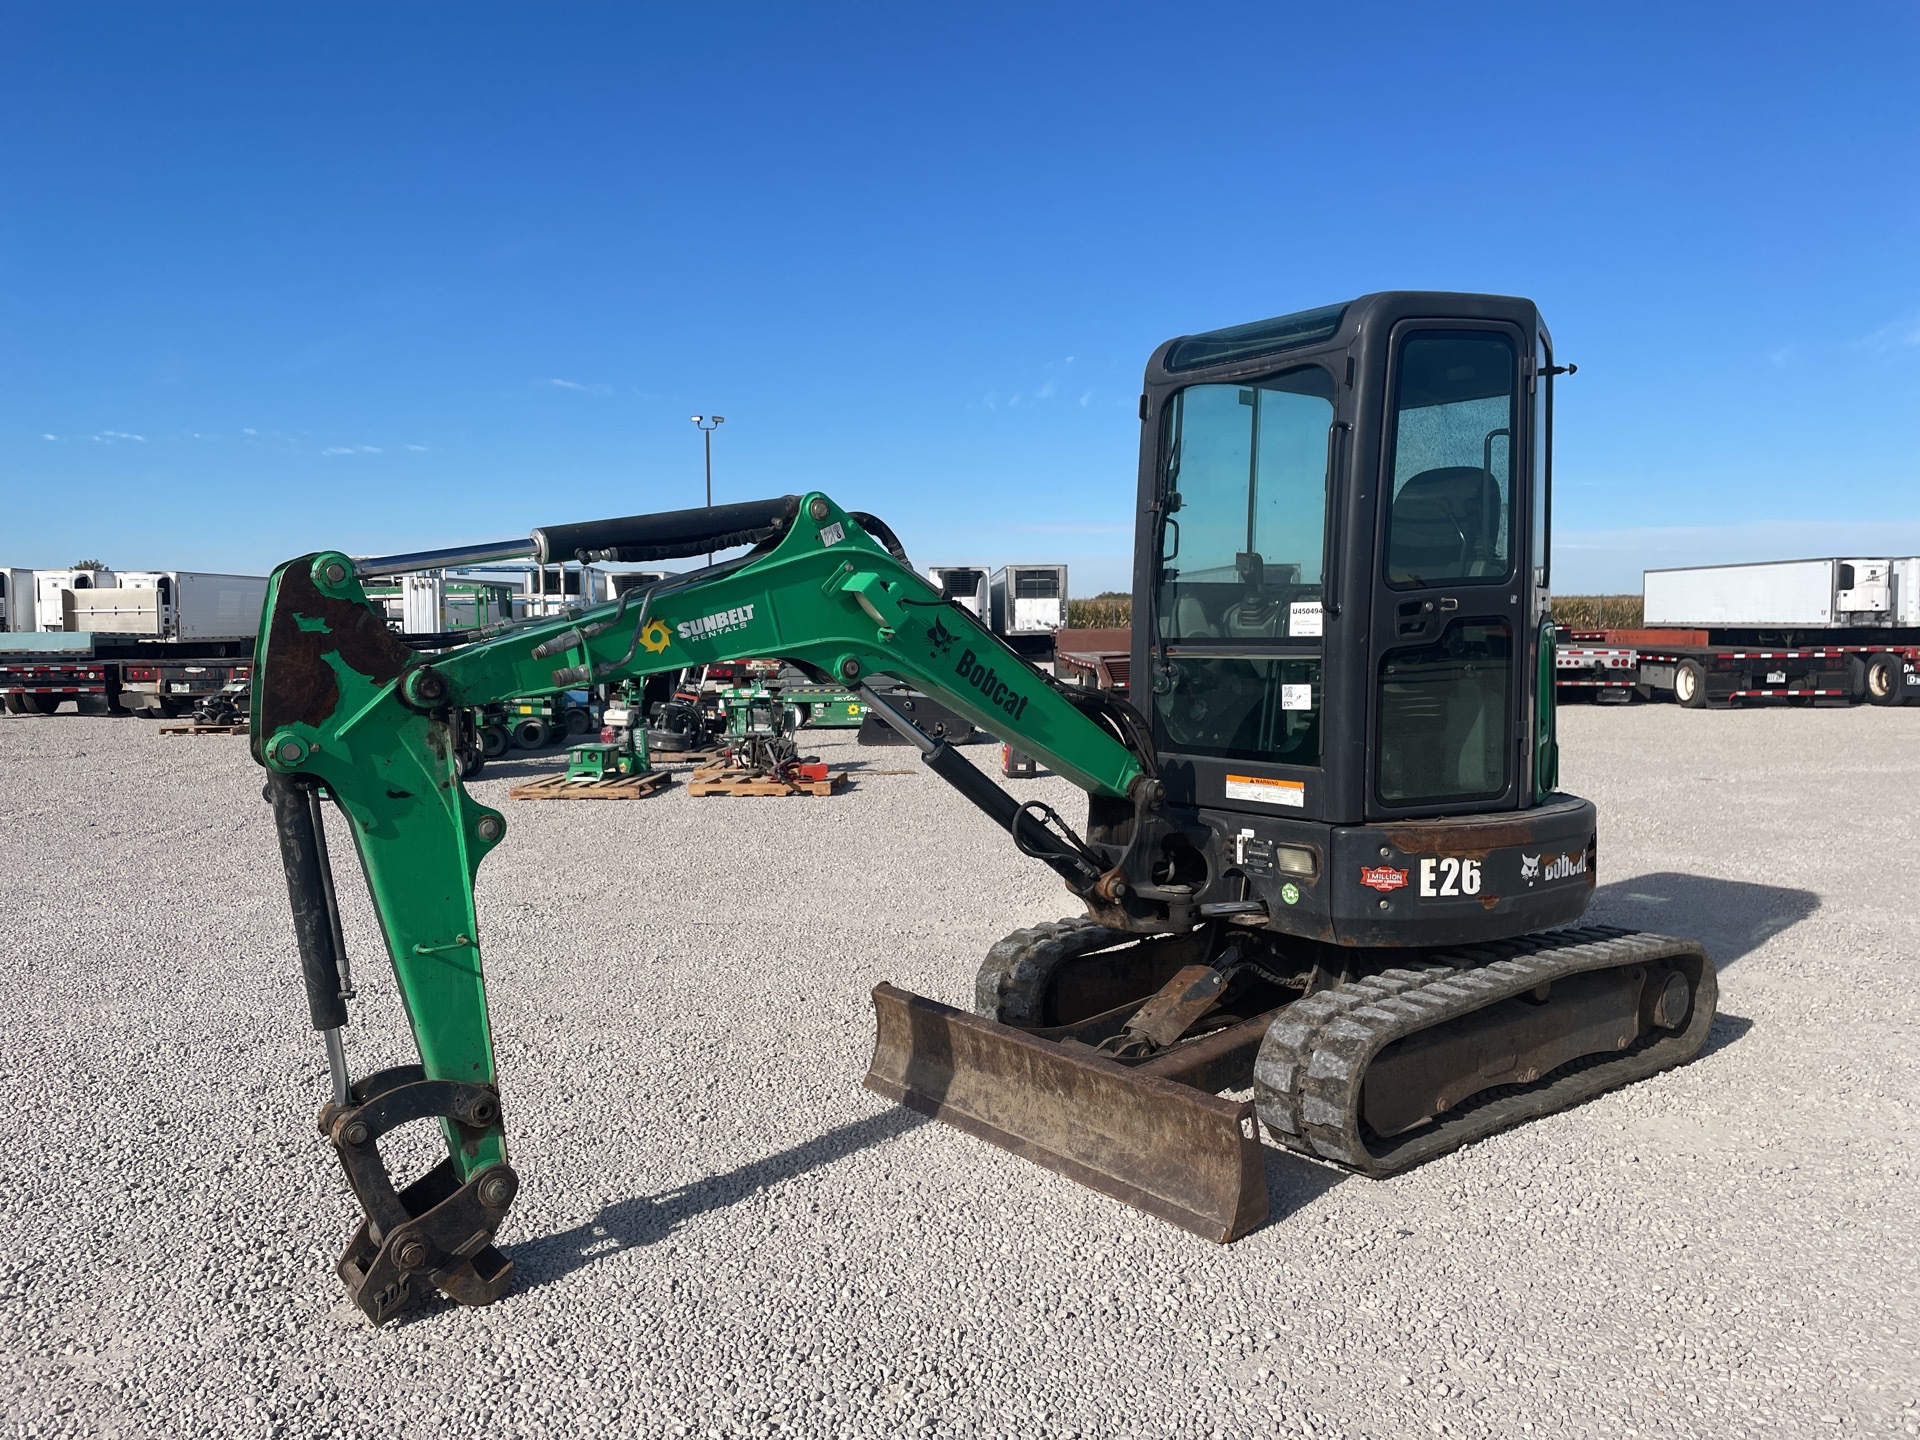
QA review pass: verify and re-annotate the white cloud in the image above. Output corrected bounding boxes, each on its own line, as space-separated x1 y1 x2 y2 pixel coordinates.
1856 314 1920 354
1079 391 1093 408
91 431 145 443
243 427 258 435
405 443 428 452
322 446 355 455
40 433 56 440
548 378 613 395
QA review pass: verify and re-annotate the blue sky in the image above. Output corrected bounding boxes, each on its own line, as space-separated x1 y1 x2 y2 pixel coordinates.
3 3 1916 594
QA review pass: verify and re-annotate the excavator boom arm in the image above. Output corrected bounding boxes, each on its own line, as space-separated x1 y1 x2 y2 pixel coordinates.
250 493 1149 1318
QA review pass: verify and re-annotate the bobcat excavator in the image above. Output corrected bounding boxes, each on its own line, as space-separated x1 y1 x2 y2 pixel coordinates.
252 292 1716 1323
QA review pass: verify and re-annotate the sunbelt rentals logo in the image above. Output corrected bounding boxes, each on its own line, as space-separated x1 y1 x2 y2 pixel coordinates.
675 603 757 643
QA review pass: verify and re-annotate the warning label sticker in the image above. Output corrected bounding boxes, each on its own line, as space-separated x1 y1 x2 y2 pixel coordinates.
1225 774 1305 808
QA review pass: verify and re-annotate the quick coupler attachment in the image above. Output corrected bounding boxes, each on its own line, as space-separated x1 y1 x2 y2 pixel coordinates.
318 1065 518 1325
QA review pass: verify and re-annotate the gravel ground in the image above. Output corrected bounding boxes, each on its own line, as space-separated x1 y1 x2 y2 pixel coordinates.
2 704 1916 1439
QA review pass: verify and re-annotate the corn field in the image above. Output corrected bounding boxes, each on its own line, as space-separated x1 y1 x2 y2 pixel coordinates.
1067 595 1132 628
1549 595 1644 629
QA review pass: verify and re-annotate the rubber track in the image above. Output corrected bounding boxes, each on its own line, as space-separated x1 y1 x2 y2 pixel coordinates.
973 916 1126 1026
1252 925 1717 1177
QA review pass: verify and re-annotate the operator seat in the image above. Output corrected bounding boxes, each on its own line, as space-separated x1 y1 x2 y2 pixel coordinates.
1387 467 1503 584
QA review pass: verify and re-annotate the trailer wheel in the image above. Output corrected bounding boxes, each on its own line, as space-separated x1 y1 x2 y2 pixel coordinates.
459 746 486 780
512 717 551 749
480 726 508 758
3 694 25 715
1864 652 1906 707
26 694 61 715
784 703 809 733
563 706 594 736
1674 659 1708 709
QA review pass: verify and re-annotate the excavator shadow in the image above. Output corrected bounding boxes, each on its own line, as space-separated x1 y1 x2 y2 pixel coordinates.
513 1108 931 1289
512 1102 1346 1289
1587 871 1820 972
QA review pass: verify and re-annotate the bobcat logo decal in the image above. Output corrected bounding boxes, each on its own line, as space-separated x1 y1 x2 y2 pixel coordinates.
927 616 957 656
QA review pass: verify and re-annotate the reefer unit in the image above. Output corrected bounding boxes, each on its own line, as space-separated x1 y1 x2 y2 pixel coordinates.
989 564 1068 635
927 565 991 620
33 569 116 631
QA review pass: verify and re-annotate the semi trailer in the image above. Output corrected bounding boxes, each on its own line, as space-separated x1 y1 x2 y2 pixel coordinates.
0 568 266 716
1556 557 1920 707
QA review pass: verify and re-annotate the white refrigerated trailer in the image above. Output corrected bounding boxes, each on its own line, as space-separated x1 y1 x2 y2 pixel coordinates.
1557 557 1920 708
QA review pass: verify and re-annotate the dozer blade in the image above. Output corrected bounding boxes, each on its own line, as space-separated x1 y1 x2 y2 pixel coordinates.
864 983 1268 1242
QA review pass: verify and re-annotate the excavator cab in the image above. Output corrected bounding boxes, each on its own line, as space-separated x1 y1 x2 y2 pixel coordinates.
1124 293 1583 947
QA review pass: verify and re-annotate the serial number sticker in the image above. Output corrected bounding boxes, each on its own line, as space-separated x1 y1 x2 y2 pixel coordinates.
1225 774 1304 808
1288 600 1323 638
1281 683 1312 711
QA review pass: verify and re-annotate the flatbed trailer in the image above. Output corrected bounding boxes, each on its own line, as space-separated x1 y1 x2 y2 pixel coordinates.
0 633 255 715
1556 628 1920 708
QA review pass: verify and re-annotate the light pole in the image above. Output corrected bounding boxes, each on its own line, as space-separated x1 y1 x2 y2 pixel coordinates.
690 414 724 565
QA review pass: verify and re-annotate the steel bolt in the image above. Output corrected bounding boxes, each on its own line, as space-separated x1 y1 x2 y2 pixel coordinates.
322 561 348 585
839 658 861 681
341 1120 370 1147
276 739 306 765
477 1172 516 1209
477 815 504 842
393 1235 430 1271
409 669 448 703
809 497 831 521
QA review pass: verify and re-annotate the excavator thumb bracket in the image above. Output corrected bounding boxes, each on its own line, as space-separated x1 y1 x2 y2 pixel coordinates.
863 983 1268 1242
319 1069 518 1325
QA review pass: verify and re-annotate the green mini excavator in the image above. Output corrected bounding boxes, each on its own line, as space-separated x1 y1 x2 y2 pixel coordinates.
253 292 1716 1323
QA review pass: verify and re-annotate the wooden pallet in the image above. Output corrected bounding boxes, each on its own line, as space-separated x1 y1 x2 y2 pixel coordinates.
158 722 249 736
687 765 844 798
508 769 672 801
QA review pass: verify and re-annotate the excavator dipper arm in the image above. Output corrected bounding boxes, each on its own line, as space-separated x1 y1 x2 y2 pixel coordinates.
252 493 1157 1321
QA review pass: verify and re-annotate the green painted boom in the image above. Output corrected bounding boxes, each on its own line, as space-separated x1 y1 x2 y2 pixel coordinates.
251 493 1145 1182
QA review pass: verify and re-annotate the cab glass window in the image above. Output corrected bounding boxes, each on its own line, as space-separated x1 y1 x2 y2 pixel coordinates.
1153 655 1321 766
1156 365 1335 642
1377 621 1510 805
1385 332 1518 588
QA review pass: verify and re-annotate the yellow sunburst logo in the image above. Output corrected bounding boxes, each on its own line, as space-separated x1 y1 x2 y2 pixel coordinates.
639 618 673 654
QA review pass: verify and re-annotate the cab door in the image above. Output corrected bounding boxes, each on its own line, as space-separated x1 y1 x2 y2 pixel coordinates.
1366 320 1531 820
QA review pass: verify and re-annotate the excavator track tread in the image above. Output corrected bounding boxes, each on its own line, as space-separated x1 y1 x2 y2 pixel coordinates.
1252 925 1717 1177
973 916 1131 1026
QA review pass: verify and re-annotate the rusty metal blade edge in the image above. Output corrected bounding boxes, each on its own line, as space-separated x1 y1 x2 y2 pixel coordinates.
864 982 1268 1243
